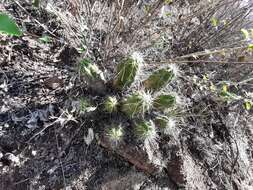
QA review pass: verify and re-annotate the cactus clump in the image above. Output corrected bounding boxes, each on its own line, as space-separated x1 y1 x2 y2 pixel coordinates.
121 91 153 117
104 96 118 113
143 68 174 92
113 53 143 90
135 120 157 141
153 94 176 110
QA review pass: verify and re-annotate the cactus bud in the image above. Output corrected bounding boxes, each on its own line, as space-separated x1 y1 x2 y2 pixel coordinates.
106 125 124 145
104 96 118 113
121 91 153 117
79 59 105 81
135 120 157 141
153 94 175 110
113 53 143 90
143 68 174 92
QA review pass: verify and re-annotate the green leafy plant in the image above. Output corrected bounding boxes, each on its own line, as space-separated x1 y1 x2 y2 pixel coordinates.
0 13 22 36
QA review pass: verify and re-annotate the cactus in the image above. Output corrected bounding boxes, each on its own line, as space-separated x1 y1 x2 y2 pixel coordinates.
121 91 153 117
143 68 174 92
104 96 118 113
113 53 143 90
153 94 176 110
79 52 180 144
106 125 124 145
135 120 157 141
80 59 105 81
155 116 178 136
154 115 169 129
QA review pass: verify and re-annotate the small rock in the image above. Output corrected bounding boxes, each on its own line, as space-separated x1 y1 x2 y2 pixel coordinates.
2 153 20 166
44 77 64 89
94 170 148 190
99 135 160 174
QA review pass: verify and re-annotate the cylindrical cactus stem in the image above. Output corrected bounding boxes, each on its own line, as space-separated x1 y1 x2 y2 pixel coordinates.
154 116 178 136
121 91 153 118
153 94 176 110
103 96 118 113
135 120 157 141
113 53 143 90
143 68 174 92
106 125 124 146
154 115 169 129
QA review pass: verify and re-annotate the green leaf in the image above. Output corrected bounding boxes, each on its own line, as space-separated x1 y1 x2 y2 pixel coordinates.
0 13 22 36
39 35 52 43
241 29 249 40
244 101 252 111
248 44 253 50
211 17 218 27
220 85 240 102
164 0 173 4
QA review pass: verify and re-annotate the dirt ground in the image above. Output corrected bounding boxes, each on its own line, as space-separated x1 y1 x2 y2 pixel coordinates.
1 1 253 190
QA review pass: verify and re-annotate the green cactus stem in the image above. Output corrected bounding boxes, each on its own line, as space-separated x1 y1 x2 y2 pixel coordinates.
135 120 156 140
143 68 174 92
154 115 169 129
106 126 124 144
104 96 118 113
113 57 139 90
153 94 176 110
121 92 153 117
